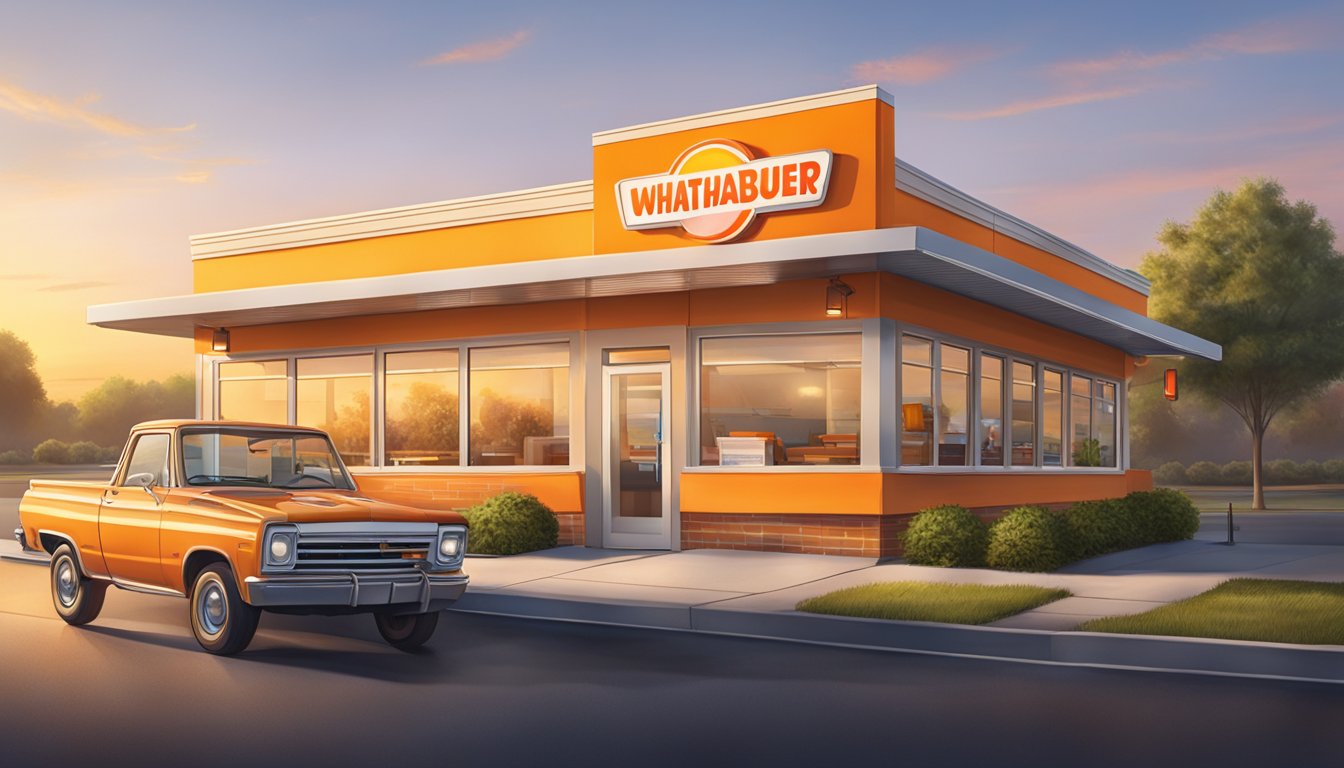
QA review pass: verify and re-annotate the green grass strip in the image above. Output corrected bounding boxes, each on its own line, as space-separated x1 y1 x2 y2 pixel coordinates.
795 581 1070 625
1081 578 1344 645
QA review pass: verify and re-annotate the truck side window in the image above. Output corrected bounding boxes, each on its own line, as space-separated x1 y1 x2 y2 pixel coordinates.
124 434 171 487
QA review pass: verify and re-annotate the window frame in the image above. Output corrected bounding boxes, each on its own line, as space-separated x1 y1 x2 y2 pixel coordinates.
689 321 870 473
209 331 579 474
895 323 1123 473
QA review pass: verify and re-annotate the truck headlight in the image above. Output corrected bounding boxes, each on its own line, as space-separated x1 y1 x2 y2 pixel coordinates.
436 526 466 567
440 536 459 558
270 536 291 561
263 525 298 570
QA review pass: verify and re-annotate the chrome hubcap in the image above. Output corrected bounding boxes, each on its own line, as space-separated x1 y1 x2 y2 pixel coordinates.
197 580 227 635
55 558 77 607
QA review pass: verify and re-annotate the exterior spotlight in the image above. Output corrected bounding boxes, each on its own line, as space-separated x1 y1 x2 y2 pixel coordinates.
1163 368 1178 401
825 278 853 317
211 327 231 353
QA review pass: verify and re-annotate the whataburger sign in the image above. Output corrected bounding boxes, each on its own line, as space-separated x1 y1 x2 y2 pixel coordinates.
615 139 833 243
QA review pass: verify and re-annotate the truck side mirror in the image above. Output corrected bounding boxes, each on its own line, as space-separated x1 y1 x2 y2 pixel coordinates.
126 472 155 488
125 472 163 505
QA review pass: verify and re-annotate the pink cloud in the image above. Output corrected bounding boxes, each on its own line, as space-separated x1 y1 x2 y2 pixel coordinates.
987 143 1344 265
1137 113 1344 145
940 85 1149 121
1051 14 1335 79
421 29 532 66
0 77 190 137
851 46 996 85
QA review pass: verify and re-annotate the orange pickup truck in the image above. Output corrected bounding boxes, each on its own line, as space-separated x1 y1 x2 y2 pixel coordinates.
15 420 469 655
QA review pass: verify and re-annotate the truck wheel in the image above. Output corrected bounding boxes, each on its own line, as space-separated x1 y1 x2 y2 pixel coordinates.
50 544 106 626
189 563 260 655
374 611 439 651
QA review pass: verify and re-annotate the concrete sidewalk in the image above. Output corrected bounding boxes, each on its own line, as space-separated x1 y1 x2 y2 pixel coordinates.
446 538 1344 683
5 534 1343 683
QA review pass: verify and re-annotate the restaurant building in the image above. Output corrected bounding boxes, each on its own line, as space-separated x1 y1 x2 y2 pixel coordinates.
88 86 1220 557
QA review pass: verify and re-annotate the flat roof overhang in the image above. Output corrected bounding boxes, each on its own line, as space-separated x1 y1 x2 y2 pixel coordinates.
88 227 1221 361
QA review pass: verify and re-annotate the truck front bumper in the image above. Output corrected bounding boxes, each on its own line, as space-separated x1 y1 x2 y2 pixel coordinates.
243 571 468 613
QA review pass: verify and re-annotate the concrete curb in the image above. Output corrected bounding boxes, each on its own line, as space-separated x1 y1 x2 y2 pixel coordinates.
450 590 1344 685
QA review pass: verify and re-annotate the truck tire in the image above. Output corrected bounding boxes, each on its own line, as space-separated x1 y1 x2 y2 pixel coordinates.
189 563 260 655
374 611 439 651
50 544 106 626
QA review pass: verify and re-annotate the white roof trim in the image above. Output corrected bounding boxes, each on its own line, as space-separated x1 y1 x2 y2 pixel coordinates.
592 85 894 146
896 159 1150 296
189 180 594 260
90 227 1218 360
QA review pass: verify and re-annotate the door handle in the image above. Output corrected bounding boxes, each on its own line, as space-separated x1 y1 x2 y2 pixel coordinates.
654 432 663 485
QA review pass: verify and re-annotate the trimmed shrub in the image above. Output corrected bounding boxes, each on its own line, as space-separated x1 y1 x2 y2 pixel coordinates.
1265 458 1302 485
461 491 558 556
1299 460 1323 484
31 439 70 464
67 441 102 464
1153 461 1187 485
1219 460 1252 486
1063 498 1134 558
1184 461 1223 485
1123 488 1200 543
0 449 31 465
1323 459 1344 483
901 505 989 567
986 506 1078 572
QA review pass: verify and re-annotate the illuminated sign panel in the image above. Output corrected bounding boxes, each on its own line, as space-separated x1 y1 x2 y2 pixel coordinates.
615 139 833 243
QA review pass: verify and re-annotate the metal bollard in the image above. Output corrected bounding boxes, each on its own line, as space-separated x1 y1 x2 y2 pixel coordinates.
1226 502 1235 545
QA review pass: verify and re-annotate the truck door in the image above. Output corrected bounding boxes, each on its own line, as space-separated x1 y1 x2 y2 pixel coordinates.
99 431 171 588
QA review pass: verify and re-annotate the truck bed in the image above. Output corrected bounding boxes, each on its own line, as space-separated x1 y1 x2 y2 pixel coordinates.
18 480 111 576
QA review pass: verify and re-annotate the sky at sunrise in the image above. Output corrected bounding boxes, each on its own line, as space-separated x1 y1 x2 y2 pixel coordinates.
2 0 1341 402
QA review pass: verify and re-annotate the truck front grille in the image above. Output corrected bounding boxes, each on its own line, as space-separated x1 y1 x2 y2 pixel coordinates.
293 532 436 573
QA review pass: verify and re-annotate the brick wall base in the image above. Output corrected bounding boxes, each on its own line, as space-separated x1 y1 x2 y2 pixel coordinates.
681 501 1079 559
680 513 902 558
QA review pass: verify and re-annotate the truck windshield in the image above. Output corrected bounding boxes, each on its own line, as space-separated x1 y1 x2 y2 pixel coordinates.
181 429 356 490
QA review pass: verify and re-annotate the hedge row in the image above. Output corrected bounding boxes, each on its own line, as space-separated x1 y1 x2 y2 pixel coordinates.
1154 459 1344 486
0 440 121 465
901 489 1200 572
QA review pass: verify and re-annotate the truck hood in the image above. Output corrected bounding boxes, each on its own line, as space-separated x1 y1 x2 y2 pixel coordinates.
198 489 469 526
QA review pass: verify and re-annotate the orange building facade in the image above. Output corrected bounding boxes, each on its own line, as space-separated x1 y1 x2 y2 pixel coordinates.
91 86 1220 557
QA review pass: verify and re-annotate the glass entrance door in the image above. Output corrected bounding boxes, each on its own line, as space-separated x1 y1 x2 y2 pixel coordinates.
602 363 671 549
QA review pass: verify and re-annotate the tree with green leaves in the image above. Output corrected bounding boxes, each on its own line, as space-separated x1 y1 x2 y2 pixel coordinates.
76 373 195 446
0 330 48 450
1141 179 1344 509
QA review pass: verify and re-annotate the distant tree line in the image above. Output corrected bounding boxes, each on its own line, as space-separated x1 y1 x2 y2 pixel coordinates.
0 329 192 464
1131 370 1344 468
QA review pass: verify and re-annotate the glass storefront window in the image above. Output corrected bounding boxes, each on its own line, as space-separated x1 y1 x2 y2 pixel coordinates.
1095 381 1117 468
218 360 288 424
979 354 1003 466
1011 362 1037 466
1070 374 1096 466
1043 369 1063 466
469 343 570 466
938 345 970 466
900 336 934 466
296 355 373 467
700 334 861 466
385 350 460 467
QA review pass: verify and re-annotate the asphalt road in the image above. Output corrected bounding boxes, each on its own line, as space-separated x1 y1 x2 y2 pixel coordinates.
0 559 1339 768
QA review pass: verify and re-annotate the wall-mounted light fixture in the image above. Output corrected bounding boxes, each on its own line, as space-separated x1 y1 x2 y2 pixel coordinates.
211 327 231 353
1163 368 1178 401
825 278 853 317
